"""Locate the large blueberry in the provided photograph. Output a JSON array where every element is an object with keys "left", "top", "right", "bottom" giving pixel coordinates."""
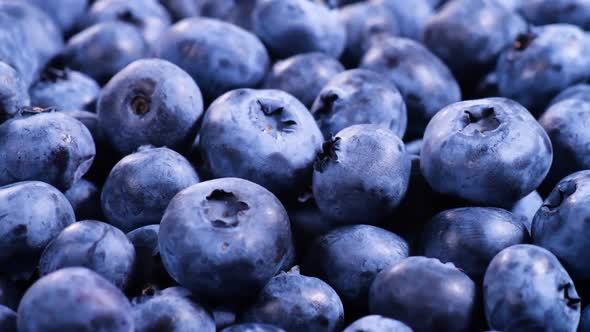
[
  {"left": 360, "top": 36, "right": 461, "bottom": 139},
  {"left": 26, "top": 0, "right": 89, "bottom": 32},
  {"left": 0, "top": 181, "right": 74, "bottom": 280},
  {"left": 263, "top": 52, "right": 344, "bottom": 108},
  {"left": 312, "top": 125, "right": 410, "bottom": 225},
  {"left": 532, "top": 171, "right": 590, "bottom": 280},
  {"left": 424, "top": 0, "right": 526, "bottom": 84},
  {"left": 495, "top": 24, "right": 590, "bottom": 114},
  {"left": 64, "top": 178, "right": 103, "bottom": 221},
  {"left": 539, "top": 98, "right": 590, "bottom": 192},
  {"left": 369, "top": 257, "right": 476, "bottom": 332},
  {"left": 39, "top": 220, "right": 136, "bottom": 289},
  {"left": 98, "top": 58, "right": 204, "bottom": 155},
  {"left": 222, "top": 324, "right": 285, "bottom": 332},
  {"left": 154, "top": 18, "right": 269, "bottom": 103},
  {"left": 343, "top": 315, "right": 413, "bottom": 332},
  {"left": 18, "top": 267, "right": 134, "bottom": 332},
  {"left": 422, "top": 207, "right": 530, "bottom": 280},
  {"left": 311, "top": 69, "right": 407, "bottom": 138},
  {"left": 30, "top": 66, "right": 99, "bottom": 112},
  {"left": 199, "top": 89, "right": 323, "bottom": 197},
  {"left": 484, "top": 244, "right": 580, "bottom": 332},
  {"left": 520, "top": 0, "right": 590, "bottom": 29},
  {"left": 421, "top": 98, "right": 553, "bottom": 207},
  {"left": 252, "top": 0, "right": 346, "bottom": 59},
  {"left": 338, "top": 2, "right": 399, "bottom": 67},
  {"left": 510, "top": 190, "right": 543, "bottom": 232},
  {"left": 303, "top": 225, "right": 409, "bottom": 310},
  {"left": 0, "top": 61, "right": 29, "bottom": 122},
  {"left": 0, "top": 108, "right": 95, "bottom": 190},
  {"left": 132, "top": 292, "right": 215, "bottom": 332},
  {"left": 159, "top": 178, "right": 294, "bottom": 300},
  {"left": 242, "top": 268, "right": 344, "bottom": 332},
  {"left": 0, "top": 305, "right": 15, "bottom": 332},
  {"left": 83, "top": 0, "right": 171, "bottom": 46},
  {"left": 102, "top": 146, "right": 200, "bottom": 232},
  {"left": 374, "top": 0, "right": 434, "bottom": 41},
  {"left": 55, "top": 21, "right": 147, "bottom": 84}
]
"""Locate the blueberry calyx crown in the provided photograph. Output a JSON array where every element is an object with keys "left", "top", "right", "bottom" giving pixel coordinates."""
[
  {"left": 559, "top": 283, "right": 581, "bottom": 308},
  {"left": 461, "top": 106, "right": 501, "bottom": 134},
  {"left": 513, "top": 32, "right": 536, "bottom": 52},
  {"left": 19, "top": 106, "right": 56, "bottom": 116},
  {"left": 203, "top": 189, "right": 249, "bottom": 228},
  {"left": 314, "top": 136, "right": 341, "bottom": 173},
  {"left": 314, "top": 92, "right": 339, "bottom": 117},
  {"left": 131, "top": 96, "right": 150, "bottom": 116},
  {"left": 117, "top": 10, "right": 143, "bottom": 27},
  {"left": 256, "top": 100, "right": 297, "bottom": 132}
]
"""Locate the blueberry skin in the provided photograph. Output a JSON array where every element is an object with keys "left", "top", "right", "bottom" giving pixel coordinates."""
[
  {"left": 64, "top": 178, "right": 103, "bottom": 221},
  {"left": 222, "top": 323, "right": 285, "bottom": 332},
  {"left": 0, "top": 61, "right": 29, "bottom": 122},
  {"left": 195, "top": 0, "right": 258, "bottom": 30},
  {"left": 303, "top": 225, "right": 409, "bottom": 309},
  {"left": 83, "top": 0, "right": 171, "bottom": 46},
  {"left": 159, "top": 178, "right": 294, "bottom": 300},
  {"left": 580, "top": 306, "right": 590, "bottom": 332},
  {"left": 520, "top": 0, "right": 590, "bottom": 29},
  {"left": 242, "top": 268, "right": 344, "bottom": 332},
  {"left": 551, "top": 84, "right": 590, "bottom": 105},
  {"left": 532, "top": 170, "right": 590, "bottom": 280},
  {"left": 369, "top": 257, "right": 476, "bottom": 332},
  {"left": 0, "top": 181, "right": 75, "bottom": 280},
  {"left": 39, "top": 220, "right": 136, "bottom": 289},
  {"left": 510, "top": 190, "right": 543, "bottom": 232},
  {"left": 343, "top": 315, "right": 413, "bottom": 332},
  {"left": 496, "top": 24, "right": 590, "bottom": 114},
  {"left": 252, "top": 0, "right": 346, "bottom": 59},
  {"left": 539, "top": 99, "right": 590, "bottom": 192},
  {"left": 484, "top": 244, "right": 581, "bottom": 332},
  {"left": 199, "top": 89, "right": 323, "bottom": 197},
  {"left": 338, "top": 2, "right": 399, "bottom": 67},
  {"left": 0, "top": 109, "right": 96, "bottom": 191},
  {"left": 56, "top": 21, "right": 147, "bottom": 84},
  {"left": 102, "top": 146, "right": 200, "bottom": 232},
  {"left": 312, "top": 125, "right": 411, "bottom": 225},
  {"left": 98, "top": 59, "right": 204, "bottom": 155},
  {"left": 30, "top": 67, "right": 99, "bottom": 112},
  {"left": 310, "top": 69, "right": 407, "bottom": 138},
  {"left": 360, "top": 37, "right": 461, "bottom": 139},
  {"left": 421, "top": 98, "right": 553, "bottom": 207},
  {"left": 422, "top": 207, "right": 530, "bottom": 280},
  {"left": 18, "top": 267, "right": 134, "bottom": 332},
  {"left": 25, "top": 0, "right": 89, "bottom": 32},
  {"left": 0, "top": 11, "right": 39, "bottom": 87},
  {"left": 375, "top": 0, "right": 434, "bottom": 41},
  {"left": 424, "top": 0, "right": 526, "bottom": 84},
  {"left": 263, "top": 52, "right": 344, "bottom": 108},
  {"left": 154, "top": 18, "right": 270, "bottom": 103},
  {"left": 0, "top": 305, "right": 16, "bottom": 332},
  {"left": 132, "top": 293, "right": 215, "bottom": 332}
]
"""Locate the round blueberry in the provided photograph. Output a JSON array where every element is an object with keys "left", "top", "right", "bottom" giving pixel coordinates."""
[{"left": 343, "top": 315, "right": 413, "bottom": 332}]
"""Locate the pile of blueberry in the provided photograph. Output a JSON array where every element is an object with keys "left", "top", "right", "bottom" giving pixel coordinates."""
[{"left": 2, "top": 0, "right": 590, "bottom": 331}]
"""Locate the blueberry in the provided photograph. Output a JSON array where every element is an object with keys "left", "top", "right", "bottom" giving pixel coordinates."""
[
  {"left": 26, "top": 0, "right": 89, "bottom": 32},
  {"left": 369, "top": 256, "right": 475, "bottom": 332},
  {"left": 132, "top": 292, "right": 215, "bottom": 332},
  {"left": 0, "top": 181, "right": 75, "bottom": 280},
  {"left": 242, "top": 267, "right": 344, "bottom": 332},
  {"left": 159, "top": 178, "right": 294, "bottom": 300},
  {"left": 303, "top": 225, "right": 409, "bottom": 310},
  {"left": 312, "top": 125, "right": 411, "bottom": 225},
  {"left": 154, "top": 18, "right": 270, "bottom": 103},
  {"left": 83, "top": 0, "right": 171, "bottom": 46},
  {"left": 0, "top": 61, "right": 29, "bottom": 122},
  {"left": 424, "top": 0, "right": 526, "bottom": 85},
  {"left": 39, "top": 220, "right": 136, "bottom": 289},
  {"left": 422, "top": 207, "right": 530, "bottom": 280},
  {"left": 360, "top": 36, "right": 461, "bottom": 139},
  {"left": 343, "top": 315, "right": 413, "bottom": 332},
  {"left": 484, "top": 244, "right": 581, "bottom": 332},
  {"left": 18, "top": 267, "right": 134, "bottom": 332},
  {"left": 252, "top": 0, "right": 346, "bottom": 59},
  {"left": 539, "top": 98, "right": 590, "bottom": 192},
  {"left": 0, "top": 305, "right": 16, "bottom": 332},
  {"left": 551, "top": 83, "right": 590, "bottom": 105},
  {"left": 0, "top": 108, "right": 95, "bottom": 190},
  {"left": 421, "top": 98, "right": 553, "bottom": 207},
  {"left": 510, "top": 190, "right": 543, "bottom": 232},
  {"left": 30, "top": 66, "right": 99, "bottom": 112},
  {"left": 310, "top": 69, "right": 407, "bottom": 138},
  {"left": 55, "top": 21, "right": 147, "bottom": 84},
  {"left": 338, "top": 2, "right": 399, "bottom": 67},
  {"left": 263, "top": 52, "right": 344, "bottom": 108},
  {"left": 222, "top": 323, "right": 286, "bottom": 332},
  {"left": 495, "top": 24, "right": 590, "bottom": 114},
  {"left": 98, "top": 58, "right": 204, "bottom": 155},
  {"left": 64, "top": 178, "right": 103, "bottom": 221},
  {"left": 520, "top": 0, "right": 590, "bottom": 29},
  {"left": 199, "top": 89, "right": 323, "bottom": 197},
  {"left": 532, "top": 170, "right": 590, "bottom": 280},
  {"left": 374, "top": 0, "right": 434, "bottom": 41}
]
